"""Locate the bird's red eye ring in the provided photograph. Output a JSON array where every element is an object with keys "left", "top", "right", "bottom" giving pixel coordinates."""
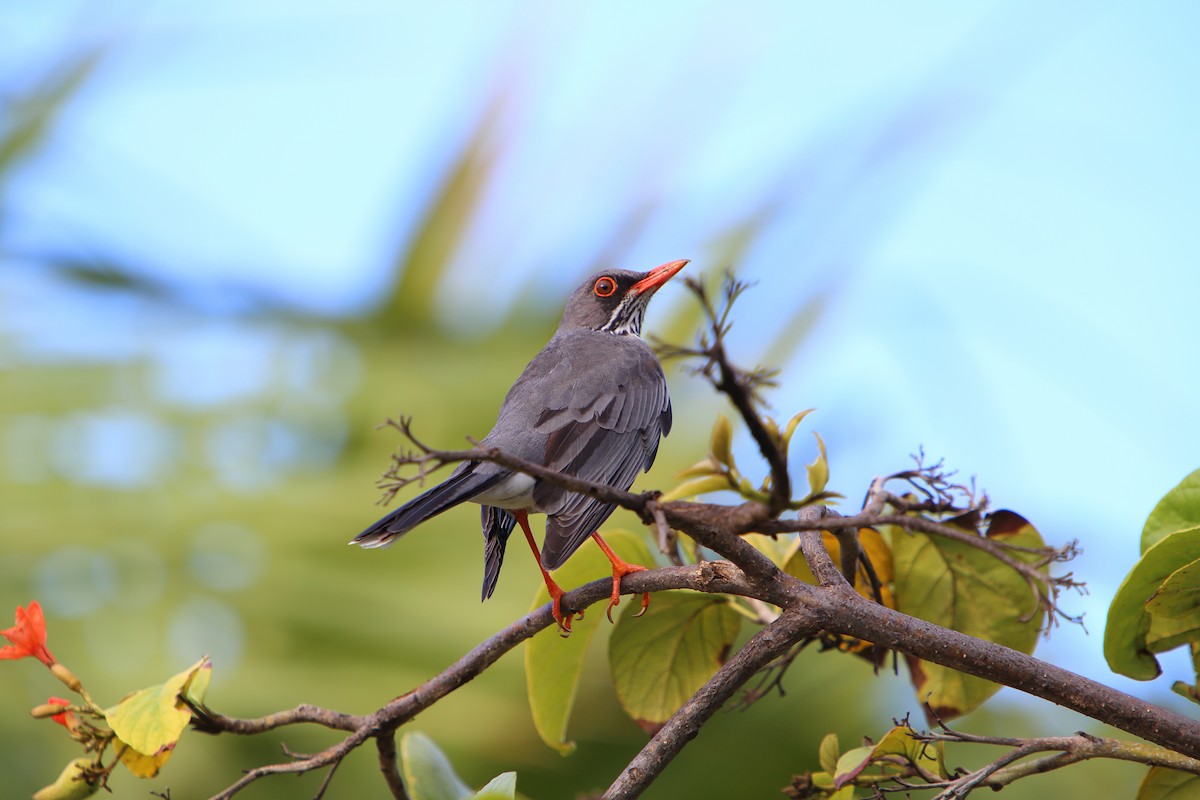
[{"left": 593, "top": 277, "right": 617, "bottom": 297}]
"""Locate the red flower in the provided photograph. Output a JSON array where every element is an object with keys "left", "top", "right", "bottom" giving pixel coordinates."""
[
  {"left": 0, "top": 601, "right": 56, "bottom": 666},
  {"left": 45, "top": 696, "right": 78, "bottom": 730}
]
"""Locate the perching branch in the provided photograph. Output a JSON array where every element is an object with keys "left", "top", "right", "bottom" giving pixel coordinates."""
[
  {"left": 379, "top": 425, "right": 1079, "bottom": 626},
  {"left": 197, "top": 562, "right": 758, "bottom": 799}
]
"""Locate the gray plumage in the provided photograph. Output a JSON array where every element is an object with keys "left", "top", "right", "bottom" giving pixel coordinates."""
[{"left": 352, "top": 262, "right": 683, "bottom": 601}]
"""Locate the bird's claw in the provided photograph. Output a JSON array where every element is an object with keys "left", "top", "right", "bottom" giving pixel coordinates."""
[
  {"left": 605, "top": 562, "right": 649, "bottom": 623},
  {"left": 550, "top": 590, "right": 583, "bottom": 637}
]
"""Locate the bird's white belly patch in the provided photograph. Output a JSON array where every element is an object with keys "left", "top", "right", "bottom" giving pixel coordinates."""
[{"left": 471, "top": 472, "right": 537, "bottom": 510}]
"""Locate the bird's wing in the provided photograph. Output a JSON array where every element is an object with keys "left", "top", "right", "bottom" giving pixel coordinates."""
[{"left": 530, "top": 334, "right": 671, "bottom": 571}]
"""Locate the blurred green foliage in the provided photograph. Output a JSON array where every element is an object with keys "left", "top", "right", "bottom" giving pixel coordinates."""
[{"left": 0, "top": 41, "right": 1148, "bottom": 800}]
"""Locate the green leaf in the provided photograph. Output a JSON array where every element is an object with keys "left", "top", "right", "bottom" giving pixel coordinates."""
[
  {"left": 870, "top": 726, "right": 948, "bottom": 779},
  {"left": 782, "top": 409, "right": 816, "bottom": 450},
  {"left": 400, "top": 732, "right": 473, "bottom": 800},
  {"left": 660, "top": 474, "right": 734, "bottom": 502},
  {"left": 1146, "top": 559, "right": 1200, "bottom": 656},
  {"left": 1147, "top": 558, "right": 1200, "bottom": 620},
  {"left": 1136, "top": 766, "right": 1200, "bottom": 800},
  {"left": 890, "top": 511, "right": 1045, "bottom": 719},
  {"left": 818, "top": 732, "right": 840, "bottom": 774},
  {"left": 830, "top": 727, "right": 948, "bottom": 790},
  {"left": 1174, "top": 640, "right": 1200, "bottom": 704},
  {"left": 1142, "top": 468, "right": 1200, "bottom": 553},
  {"left": 471, "top": 772, "right": 517, "bottom": 800},
  {"left": 832, "top": 745, "right": 876, "bottom": 787},
  {"left": 1105, "top": 527, "right": 1200, "bottom": 680},
  {"left": 675, "top": 457, "right": 723, "bottom": 479},
  {"left": 525, "top": 530, "right": 652, "bottom": 755},
  {"left": 709, "top": 415, "right": 734, "bottom": 468},
  {"left": 31, "top": 758, "right": 101, "bottom": 800},
  {"left": 609, "top": 591, "right": 741, "bottom": 726},
  {"left": 805, "top": 431, "right": 830, "bottom": 496},
  {"left": 105, "top": 657, "right": 212, "bottom": 767}
]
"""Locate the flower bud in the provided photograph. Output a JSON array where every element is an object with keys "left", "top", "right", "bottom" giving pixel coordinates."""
[
  {"left": 50, "top": 662, "right": 82, "bottom": 693},
  {"left": 31, "top": 702, "right": 70, "bottom": 719}
]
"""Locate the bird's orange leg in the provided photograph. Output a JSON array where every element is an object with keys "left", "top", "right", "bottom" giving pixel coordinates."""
[
  {"left": 591, "top": 532, "right": 650, "bottom": 623},
  {"left": 514, "top": 510, "right": 579, "bottom": 635}
]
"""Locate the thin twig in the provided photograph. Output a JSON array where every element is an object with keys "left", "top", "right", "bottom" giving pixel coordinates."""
[
  {"left": 376, "top": 733, "right": 409, "bottom": 800},
  {"left": 660, "top": 275, "right": 792, "bottom": 515},
  {"left": 896, "top": 725, "right": 1200, "bottom": 798},
  {"left": 646, "top": 497, "right": 683, "bottom": 566}
]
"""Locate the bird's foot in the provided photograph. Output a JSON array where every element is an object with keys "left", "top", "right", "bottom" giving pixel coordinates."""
[
  {"left": 546, "top": 580, "right": 583, "bottom": 637},
  {"left": 605, "top": 561, "right": 649, "bottom": 623},
  {"left": 590, "top": 532, "right": 651, "bottom": 623}
]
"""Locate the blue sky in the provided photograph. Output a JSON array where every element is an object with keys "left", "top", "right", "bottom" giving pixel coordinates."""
[{"left": 4, "top": 1, "right": 1200, "bottom": 696}]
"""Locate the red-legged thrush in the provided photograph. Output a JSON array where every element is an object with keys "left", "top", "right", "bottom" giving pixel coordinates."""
[{"left": 352, "top": 259, "right": 687, "bottom": 633}]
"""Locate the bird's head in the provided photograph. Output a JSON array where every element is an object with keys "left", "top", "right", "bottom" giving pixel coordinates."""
[{"left": 557, "top": 259, "right": 689, "bottom": 336}]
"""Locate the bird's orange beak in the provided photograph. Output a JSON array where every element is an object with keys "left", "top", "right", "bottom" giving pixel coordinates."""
[{"left": 631, "top": 259, "right": 689, "bottom": 295}]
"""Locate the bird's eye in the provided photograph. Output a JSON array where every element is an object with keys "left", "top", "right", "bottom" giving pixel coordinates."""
[{"left": 593, "top": 277, "right": 617, "bottom": 297}]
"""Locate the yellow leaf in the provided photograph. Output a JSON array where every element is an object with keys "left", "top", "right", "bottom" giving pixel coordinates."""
[
  {"left": 783, "top": 529, "right": 894, "bottom": 602},
  {"left": 105, "top": 657, "right": 212, "bottom": 763},
  {"left": 116, "top": 738, "right": 174, "bottom": 778},
  {"left": 818, "top": 732, "right": 840, "bottom": 774},
  {"left": 744, "top": 534, "right": 787, "bottom": 568}
]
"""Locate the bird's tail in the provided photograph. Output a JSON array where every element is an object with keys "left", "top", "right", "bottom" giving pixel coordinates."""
[
  {"left": 351, "top": 464, "right": 503, "bottom": 549},
  {"left": 481, "top": 505, "right": 517, "bottom": 601}
]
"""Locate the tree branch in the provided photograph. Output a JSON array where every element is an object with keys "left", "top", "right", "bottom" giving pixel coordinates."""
[
  {"left": 793, "top": 532, "right": 1200, "bottom": 760},
  {"left": 199, "top": 562, "right": 758, "bottom": 799},
  {"left": 191, "top": 703, "right": 363, "bottom": 737},
  {"left": 902, "top": 727, "right": 1200, "bottom": 799},
  {"left": 376, "top": 733, "right": 409, "bottom": 800},
  {"left": 604, "top": 608, "right": 821, "bottom": 799}
]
